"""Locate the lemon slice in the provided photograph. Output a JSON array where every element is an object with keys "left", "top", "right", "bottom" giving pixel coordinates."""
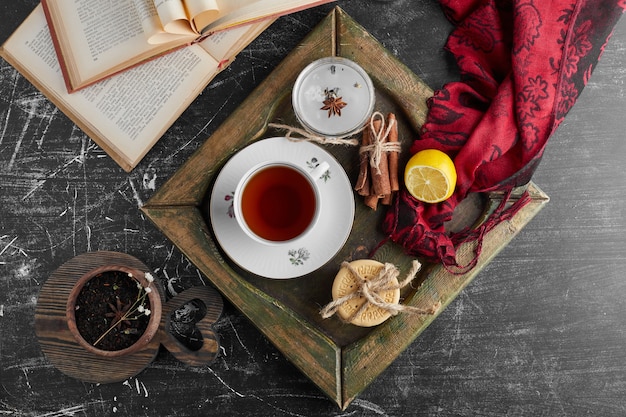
[{"left": 404, "top": 149, "right": 457, "bottom": 203}]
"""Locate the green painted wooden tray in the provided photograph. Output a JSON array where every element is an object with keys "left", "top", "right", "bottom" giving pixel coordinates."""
[{"left": 141, "top": 7, "right": 549, "bottom": 409}]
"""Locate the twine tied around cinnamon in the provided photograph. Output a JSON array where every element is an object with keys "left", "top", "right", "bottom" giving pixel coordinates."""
[
  {"left": 320, "top": 260, "right": 441, "bottom": 323},
  {"left": 359, "top": 111, "right": 401, "bottom": 175}
]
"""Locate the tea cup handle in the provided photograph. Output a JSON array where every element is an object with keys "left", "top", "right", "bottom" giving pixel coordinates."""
[
  {"left": 159, "top": 286, "right": 224, "bottom": 366},
  {"left": 310, "top": 161, "right": 330, "bottom": 183}
]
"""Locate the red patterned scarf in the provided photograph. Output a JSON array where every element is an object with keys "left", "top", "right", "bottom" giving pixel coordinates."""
[{"left": 382, "top": 0, "right": 625, "bottom": 271}]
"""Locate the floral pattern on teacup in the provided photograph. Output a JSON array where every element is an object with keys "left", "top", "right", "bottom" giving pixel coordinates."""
[{"left": 288, "top": 248, "right": 310, "bottom": 266}]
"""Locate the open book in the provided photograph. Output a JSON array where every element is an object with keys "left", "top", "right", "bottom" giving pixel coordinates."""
[
  {"left": 0, "top": 5, "right": 273, "bottom": 171},
  {"left": 42, "top": 0, "right": 334, "bottom": 92}
]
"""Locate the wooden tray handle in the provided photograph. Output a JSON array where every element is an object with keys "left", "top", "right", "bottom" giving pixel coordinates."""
[{"left": 158, "top": 286, "right": 224, "bottom": 367}]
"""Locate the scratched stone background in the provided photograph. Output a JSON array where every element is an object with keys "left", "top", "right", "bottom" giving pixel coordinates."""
[{"left": 1, "top": 1, "right": 626, "bottom": 416}]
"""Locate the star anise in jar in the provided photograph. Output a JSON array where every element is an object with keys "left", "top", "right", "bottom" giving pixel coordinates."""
[
  {"left": 321, "top": 88, "right": 347, "bottom": 117},
  {"left": 105, "top": 297, "right": 132, "bottom": 330}
]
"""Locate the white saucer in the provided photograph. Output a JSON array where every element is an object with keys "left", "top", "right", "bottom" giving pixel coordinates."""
[{"left": 209, "top": 137, "right": 355, "bottom": 279}]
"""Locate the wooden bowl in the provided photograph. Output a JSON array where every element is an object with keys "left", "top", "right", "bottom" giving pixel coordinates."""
[{"left": 65, "top": 265, "right": 163, "bottom": 358}]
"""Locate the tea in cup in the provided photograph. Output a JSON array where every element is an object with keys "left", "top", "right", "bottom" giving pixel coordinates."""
[{"left": 234, "top": 160, "right": 329, "bottom": 244}]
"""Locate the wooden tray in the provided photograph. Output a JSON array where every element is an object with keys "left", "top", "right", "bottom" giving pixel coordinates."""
[{"left": 142, "top": 7, "right": 549, "bottom": 409}]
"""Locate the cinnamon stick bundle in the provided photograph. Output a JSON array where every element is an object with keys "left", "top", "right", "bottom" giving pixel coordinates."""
[
  {"left": 355, "top": 112, "right": 400, "bottom": 210},
  {"left": 371, "top": 118, "right": 391, "bottom": 198}
]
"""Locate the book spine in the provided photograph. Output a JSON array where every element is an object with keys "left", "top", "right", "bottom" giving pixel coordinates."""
[{"left": 40, "top": 0, "right": 75, "bottom": 93}]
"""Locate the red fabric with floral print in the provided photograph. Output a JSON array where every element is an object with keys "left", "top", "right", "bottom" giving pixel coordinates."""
[{"left": 382, "top": 0, "right": 625, "bottom": 271}]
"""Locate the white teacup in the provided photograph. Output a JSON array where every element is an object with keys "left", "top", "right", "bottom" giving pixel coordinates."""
[{"left": 233, "top": 160, "right": 330, "bottom": 245}]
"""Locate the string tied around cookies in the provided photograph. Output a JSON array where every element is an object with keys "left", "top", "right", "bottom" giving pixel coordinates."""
[
  {"left": 320, "top": 260, "right": 441, "bottom": 323},
  {"left": 359, "top": 112, "right": 401, "bottom": 175}
]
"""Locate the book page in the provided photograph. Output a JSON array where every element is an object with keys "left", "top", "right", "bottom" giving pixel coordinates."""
[
  {"left": 199, "top": 17, "right": 273, "bottom": 62},
  {"left": 201, "top": 0, "right": 331, "bottom": 33},
  {"left": 183, "top": 0, "right": 221, "bottom": 32},
  {"left": 56, "top": 0, "right": 147, "bottom": 76},
  {"left": 44, "top": 0, "right": 196, "bottom": 86},
  {"left": 133, "top": 0, "right": 193, "bottom": 43},
  {"left": 3, "top": 5, "right": 219, "bottom": 168},
  {"left": 153, "top": 0, "right": 196, "bottom": 35}
]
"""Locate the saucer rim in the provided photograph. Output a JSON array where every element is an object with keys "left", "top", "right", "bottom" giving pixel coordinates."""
[{"left": 209, "top": 137, "right": 355, "bottom": 279}]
